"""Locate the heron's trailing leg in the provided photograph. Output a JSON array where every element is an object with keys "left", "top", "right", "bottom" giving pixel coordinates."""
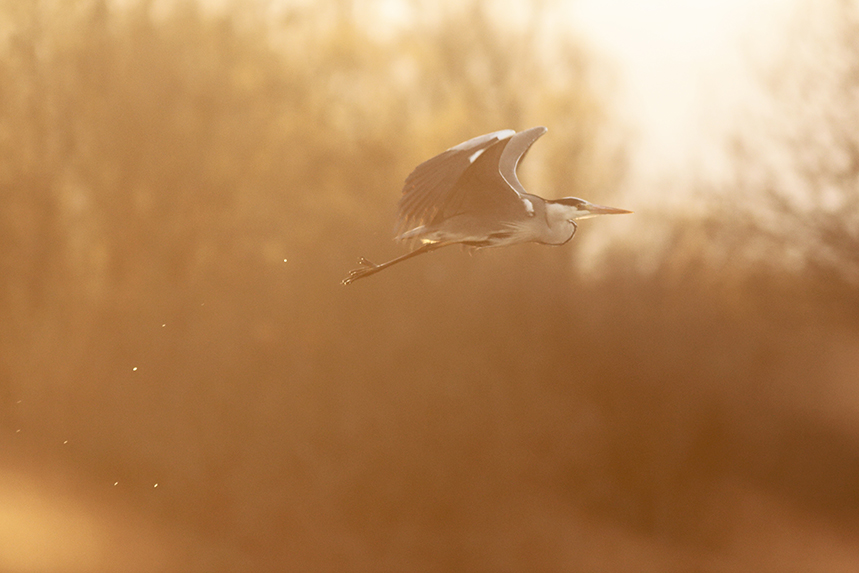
[{"left": 341, "top": 243, "right": 445, "bottom": 285}]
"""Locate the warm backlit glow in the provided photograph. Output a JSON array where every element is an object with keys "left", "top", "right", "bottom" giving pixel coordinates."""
[
  {"left": 5, "top": 1, "right": 857, "bottom": 571},
  {"left": 568, "top": 0, "right": 788, "bottom": 180}
]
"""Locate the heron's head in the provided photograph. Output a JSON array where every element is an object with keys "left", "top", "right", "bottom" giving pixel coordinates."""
[{"left": 549, "top": 197, "right": 633, "bottom": 220}]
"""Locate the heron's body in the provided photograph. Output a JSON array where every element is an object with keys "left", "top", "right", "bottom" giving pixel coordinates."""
[
  {"left": 342, "top": 127, "right": 631, "bottom": 284},
  {"left": 399, "top": 195, "right": 578, "bottom": 248}
]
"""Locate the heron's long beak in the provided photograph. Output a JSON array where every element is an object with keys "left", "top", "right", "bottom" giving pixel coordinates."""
[
  {"left": 575, "top": 202, "right": 633, "bottom": 220},
  {"left": 587, "top": 203, "right": 633, "bottom": 215}
]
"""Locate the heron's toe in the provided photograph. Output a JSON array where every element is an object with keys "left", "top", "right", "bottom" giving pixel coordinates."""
[
  {"left": 342, "top": 256, "right": 381, "bottom": 285},
  {"left": 342, "top": 266, "right": 370, "bottom": 285}
]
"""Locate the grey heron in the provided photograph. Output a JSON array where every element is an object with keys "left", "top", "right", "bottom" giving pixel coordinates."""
[{"left": 342, "top": 126, "right": 631, "bottom": 285}]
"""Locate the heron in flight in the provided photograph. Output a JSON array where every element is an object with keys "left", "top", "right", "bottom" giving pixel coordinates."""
[{"left": 342, "top": 126, "right": 631, "bottom": 285}]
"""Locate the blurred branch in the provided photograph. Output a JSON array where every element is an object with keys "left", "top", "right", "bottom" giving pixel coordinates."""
[{"left": 711, "top": 0, "right": 859, "bottom": 294}]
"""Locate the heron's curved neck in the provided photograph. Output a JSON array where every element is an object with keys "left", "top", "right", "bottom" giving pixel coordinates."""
[{"left": 541, "top": 203, "right": 578, "bottom": 245}]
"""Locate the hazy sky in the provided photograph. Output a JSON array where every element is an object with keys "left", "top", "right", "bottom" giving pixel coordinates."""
[
  {"left": 368, "top": 0, "right": 795, "bottom": 185},
  {"left": 282, "top": 0, "right": 793, "bottom": 189},
  {"left": 568, "top": 0, "right": 789, "bottom": 183}
]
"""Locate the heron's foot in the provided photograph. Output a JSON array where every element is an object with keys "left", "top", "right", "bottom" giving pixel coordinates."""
[{"left": 341, "top": 257, "right": 379, "bottom": 285}]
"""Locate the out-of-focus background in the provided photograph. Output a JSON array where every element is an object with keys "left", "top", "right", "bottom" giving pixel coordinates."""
[{"left": 3, "top": 0, "right": 859, "bottom": 570}]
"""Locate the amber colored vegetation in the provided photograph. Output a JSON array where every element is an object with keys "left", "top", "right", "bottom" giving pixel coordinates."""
[{"left": 1, "top": 0, "right": 858, "bottom": 571}]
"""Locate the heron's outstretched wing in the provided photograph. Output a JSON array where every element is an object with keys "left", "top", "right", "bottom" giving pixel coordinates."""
[
  {"left": 396, "top": 130, "right": 515, "bottom": 235},
  {"left": 499, "top": 126, "right": 547, "bottom": 197},
  {"left": 432, "top": 133, "right": 536, "bottom": 225}
]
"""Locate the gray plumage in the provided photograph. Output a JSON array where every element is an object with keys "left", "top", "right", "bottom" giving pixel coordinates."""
[{"left": 343, "top": 127, "right": 630, "bottom": 285}]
